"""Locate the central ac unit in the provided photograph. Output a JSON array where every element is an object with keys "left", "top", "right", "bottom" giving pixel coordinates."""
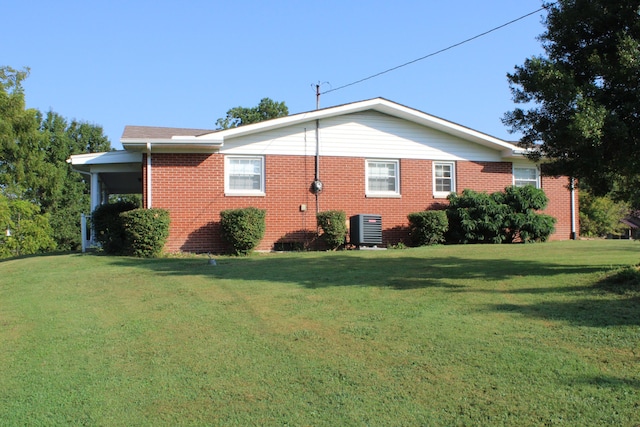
[{"left": 350, "top": 214, "right": 382, "bottom": 247}]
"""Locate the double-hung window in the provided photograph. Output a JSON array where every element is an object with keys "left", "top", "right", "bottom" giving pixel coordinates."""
[
  {"left": 366, "top": 159, "right": 400, "bottom": 197},
  {"left": 513, "top": 166, "right": 539, "bottom": 188},
  {"left": 433, "top": 161, "right": 455, "bottom": 197},
  {"left": 225, "top": 156, "right": 265, "bottom": 195}
]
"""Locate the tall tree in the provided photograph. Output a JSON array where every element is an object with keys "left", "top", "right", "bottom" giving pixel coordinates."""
[
  {"left": 0, "top": 193, "right": 56, "bottom": 257},
  {"left": 215, "top": 98, "right": 289, "bottom": 129},
  {"left": 39, "top": 112, "right": 111, "bottom": 250},
  {"left": 504, "top": 0, "right": 640, "bottom": 200},
  {"left": 0, "top": 66, "right": 42, "bottom": 199},
  {"left": 0, "top": 66, "right": 111, "bottom": 253}
]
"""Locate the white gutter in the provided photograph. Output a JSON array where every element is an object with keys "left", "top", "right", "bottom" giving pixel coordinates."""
[
  {"left": 122, "top": 138, "right": 223, "bottom": 152},
  {"left": 146, "top": 142, "right": 152, "bottom": 209}
]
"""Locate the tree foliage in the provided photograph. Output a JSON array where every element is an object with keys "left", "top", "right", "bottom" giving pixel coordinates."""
[
  {"left": 504, "top": 0, "right": 640, "bottom": 199},
  {"left": 215, "top": 98, "right": 288, "bottom": 129},
  {"left": 0, "top": 193, "right": 56, "bottom": 258},
  {"left": 0, "top": 66, "right": 111, "bottom": 255},
  {"left": 579, "top": 191, "right": 630, "bottom": 237}
]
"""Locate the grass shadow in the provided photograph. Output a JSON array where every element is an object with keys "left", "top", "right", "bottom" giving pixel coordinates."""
[
  {"left": 106, "top": 250, "right": 614, "bottom": 291},
  {"left": 489, "top": 297, "right": 640, "bottom": 327},
  {"left": 567, "top": 374, "right": 640, "bottom": 390}
]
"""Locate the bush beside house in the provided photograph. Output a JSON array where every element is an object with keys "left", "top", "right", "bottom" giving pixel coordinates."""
[
  {"left": 93, "top": 202, "right": 170, "bottom": 257},
  {"left": 446, "top": 186, "right": 556, "bottom": 244},
  {"left": 121, "top": 209, "right": 171, "bottom": 257},
  {"left": 407, "top": 211, "right": 448, "bottom": 246},
  {"left": 92, "top": 201, "right": 138, "bottom": 255},
  {"left": 316, "top": 210, "right": 348, "bottom": 250},
  {"left": 220, "top": 207, "right": 266, "bottom": 255}
]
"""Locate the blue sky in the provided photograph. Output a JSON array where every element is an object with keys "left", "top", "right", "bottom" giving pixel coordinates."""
[{"left": 3, "top": 1, "right": 547, "bottom": 150}]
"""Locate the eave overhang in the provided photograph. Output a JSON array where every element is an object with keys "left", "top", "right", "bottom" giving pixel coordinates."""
[
  {"left": 121, "top": 137, "right": 224, "bottom": 153},
  {"left": 118, "top": 98, "right": 529, "bottom": 159},
  {"left": 67, "top": 151, "right": 143, "bottom": 173}
]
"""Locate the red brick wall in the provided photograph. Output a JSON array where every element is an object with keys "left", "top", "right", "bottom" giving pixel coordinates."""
[
  {"left": 145, "top": 153, "right": 576, "bottom": 253},
  {"left": 541, "top": 175, "right": 578, "bottom": 241}
]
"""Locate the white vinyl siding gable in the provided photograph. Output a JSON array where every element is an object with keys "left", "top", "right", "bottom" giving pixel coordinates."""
[
  {"left": 221, "top": 111, "right": 503, "bottom": 162},
  {"left": 225, "top": 156, "right": 265, "bottom": 196},
  {"left": 366, "top": 159, "right": 400, "bottom": 197}
]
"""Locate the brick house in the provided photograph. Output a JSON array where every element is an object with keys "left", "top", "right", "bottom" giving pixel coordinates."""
[{"left": 69, "top": 98, "right": 578, "bottom": 253}]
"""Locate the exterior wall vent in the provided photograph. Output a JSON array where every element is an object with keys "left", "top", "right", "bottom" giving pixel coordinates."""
[{"left": 350, "top": 214, "right": 382, "bottom": 247}]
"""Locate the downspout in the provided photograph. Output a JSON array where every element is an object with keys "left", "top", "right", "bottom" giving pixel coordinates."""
[
  {"left": 146, "top": 142, "right": 152, "bottom": 209},
  {"left": 312, "top": 85, "right": 323, "bottom": 214},
  {"left": 570, "top": 177, "right": 577, "bottom": 240},
  {"left": 315, "top": 119, "right": 321, "bottom": 214}
]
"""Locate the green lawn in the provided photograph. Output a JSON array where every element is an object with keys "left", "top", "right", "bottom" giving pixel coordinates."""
[{"left": 1, "top": 240, "right": 639, "bottom": 426}]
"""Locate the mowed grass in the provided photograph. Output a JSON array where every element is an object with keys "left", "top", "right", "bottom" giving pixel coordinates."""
[{"left": 1, "top": 240, "right": 639, "bottom": 426}]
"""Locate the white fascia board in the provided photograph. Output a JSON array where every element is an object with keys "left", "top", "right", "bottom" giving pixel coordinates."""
[
  {"left": 68, "top": 150, "right": 143, "bottom": 166},
  {"left": 121, "top": 137, "right": 223, "bottom": 152},
  {"left": 67, "top": 151, "right": 143, "bottom": 174}
]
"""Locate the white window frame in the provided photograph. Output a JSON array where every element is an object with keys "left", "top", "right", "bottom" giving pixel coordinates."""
[
  {"left": 433, "top": 161, "right": 455, "bottom": 198},
  {"left": 366, "top": 159, "right": 400, "bottom": 197},
  {"left": 513, "top": 166, "right": 540, "bottom": 188},
  {"left": 224, "top": 155, "right": 265, "bottom": 196}
]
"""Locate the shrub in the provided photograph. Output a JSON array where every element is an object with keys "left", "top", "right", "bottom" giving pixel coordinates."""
[
  {"left": 446, "top": 186, "right": 556, "bottom": 244},
  {"left": 501, "top": 186, "right": 556, "bottom": 243},
  {"left": 316, "top": 210, "right": 347, "bottom": 250},
  {"left": 220, "top": 207, "right": 266, "bottom": 255},
  {"left": 517, "top": 212, "right": 556, "bottom": 243},
  {"left": 121, "top": 208, "right": 170, "bottom": 257},
  {"left": 579, "top": 192, "right": 629, "bottom": 237},
  {"left": 446, "top": 190, "right": 507, "bottom": 244},
  {"left": 407, "top": 210, "right": 448, "bottom": 246},
  {"left": 92, "top": 201, "right": 137, "bottom": 254}
]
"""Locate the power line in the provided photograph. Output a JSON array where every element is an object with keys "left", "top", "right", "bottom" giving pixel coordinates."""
[{"left": 321, "top": 5, "right": 552, "bottom": 96}]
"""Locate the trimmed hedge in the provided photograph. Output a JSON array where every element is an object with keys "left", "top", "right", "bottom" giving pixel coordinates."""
[
  {"left": 92, "top": 201, "right": 137, "bottom": 254},
  {"left": 121, "top": 208, "right": 170, "bottom": 257},
  {"left": 316, "top": 210, "right": 347, "bottom": 250},
  {"left": 220, "top": 207, "right": 266, "bottom": 255},
  {"left": 407, "top": 210, "right": 448, "bottom": 246}
]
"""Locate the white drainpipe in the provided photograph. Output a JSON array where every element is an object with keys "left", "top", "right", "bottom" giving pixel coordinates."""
[
  {"left": 570, "top": 177, "right": 577, "bottom": 240},
  {"left": 146, "top": 142, "right": 152, "bottom": 208}
]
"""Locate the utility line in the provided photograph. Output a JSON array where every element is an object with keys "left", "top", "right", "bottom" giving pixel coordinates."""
[{"left": 321, "top": 4, "right": 552, "bottom": 96}]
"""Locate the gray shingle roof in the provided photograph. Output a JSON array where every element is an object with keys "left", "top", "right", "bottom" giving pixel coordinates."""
[{"left": 121, "top": 125, "right": 216, "bottom": 139}]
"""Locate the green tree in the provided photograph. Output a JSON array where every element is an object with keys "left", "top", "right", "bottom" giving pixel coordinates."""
[
  {"left": 0, "top": 66, "right": 111, "bottom": 252},
  {"left": 504, "top": 0, "right": 640, "bottom": 199},
  {"left": 579, "top": 191, "right": 630, "bottom": 237},
  {"left": 0, "top": 193, "right": 56, "bottom": 258},
  {"left": 0, "top": 67, "right": 42, "bottom": 197},
  {"left": 215, "top": 98, "right": 288, "bottom": 129},
  {"left": 39, "top": 112, "right": 111, "bottom": 250}
]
